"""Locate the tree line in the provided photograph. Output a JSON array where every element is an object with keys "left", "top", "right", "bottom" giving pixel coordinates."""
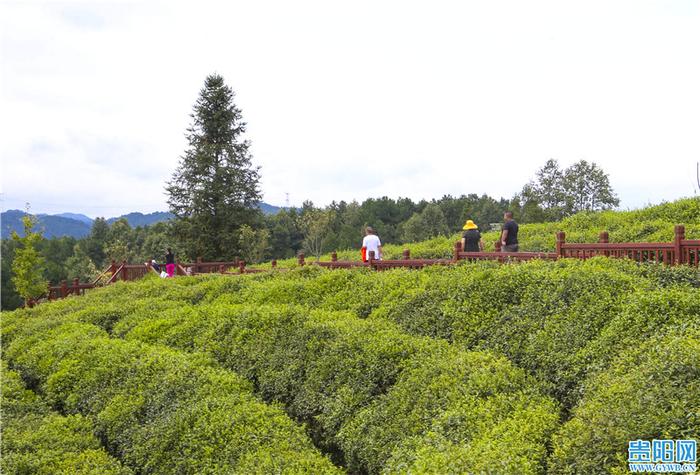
[{"left": 3, "top": 74, "right": 618, "bottom": 309}]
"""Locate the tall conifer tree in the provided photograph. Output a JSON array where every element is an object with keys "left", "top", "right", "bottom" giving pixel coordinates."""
[{"left": 167, "top": 74, "right": 261, "bottom": 260}]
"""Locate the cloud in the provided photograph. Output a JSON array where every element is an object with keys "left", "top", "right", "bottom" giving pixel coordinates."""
[{"left": 1, "top": 0, "right": 699, "bottom": 217}]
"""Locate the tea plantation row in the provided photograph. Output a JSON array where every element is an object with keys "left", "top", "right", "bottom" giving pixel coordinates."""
[
  {"left": 3, "top": 257, "right": 699, "bottom": 473},
  {"left": 2, "top": 318, "right": 341, "bottom": 473},
  {"left": 1, "top": 361, "right": 131, "bottom": 474},
  {"left": 4, "top": 296, "right": 558, "bottom": 473}
]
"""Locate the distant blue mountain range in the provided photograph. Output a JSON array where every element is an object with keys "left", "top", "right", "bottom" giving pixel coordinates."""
[
  {"left": 1, "top": 203, "right": 282, "bottom": 239},
  {"left": 105, "top": 212, "right": 175, "bottom": 227},
  {"left": 50, "top": 212, "right": 94, "bottom": 224}
]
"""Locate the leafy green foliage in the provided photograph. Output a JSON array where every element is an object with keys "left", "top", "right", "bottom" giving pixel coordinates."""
[
  {"left": 3, "top": 243, "right": 699, "bottom": 473},
  {"left": 1, "top": 316, "right": 340, "bottom": 474},
  {"left": 1, "top": 361, "right": 131, "bottom": 475},
  {"left": 549, "top": 328, "right": 700, "bottom": 474},
  {"left": 339, "top": 348, "right": 559, "bottom": 474},
  {"left": 63, "top": 244, "right": 99, "bottom": 282},
  {"left": 300, "top": 205, "right": 333, "bottom": 260},
  {"left": 1, "top": 239, "right": 23, "bottom": 309},
  {"left": 238, "top": 224, "right": 270, "bottom": 264},
  {"left": 519, "top": 159, "right": 619, "bottom": 219},
  {"left": 11, "top": 214, "right": 47, "bottom": 303},
  {"left": 4, "top": 273, "right": 561, "bottom": 473},
  {"left": 400, "top": 202, "right": 449, "bottom": 242}
]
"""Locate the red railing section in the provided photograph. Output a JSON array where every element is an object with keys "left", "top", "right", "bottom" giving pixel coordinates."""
[
  {"left": 313, "top": 225, "right": 698, "bottom": 269},
  {"left": 41, "top": 224, "right": 698, "bottom": 304}
]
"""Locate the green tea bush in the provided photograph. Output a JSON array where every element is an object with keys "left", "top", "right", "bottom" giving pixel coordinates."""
[
  {"left": 2, "top": 318, "right": 341, "bottom": 474},
  {"left": 86, "top": 257, "right": 700, "bottom": 415},
  {"left": 367, "top": 259, "right": 653, "bottom": 406},
  {"left": 90, "top": 258, "right": 700, "bottom": 415},
  {"left": 1, "top": 361, "right": 131, "bottom": 475},
  {"left": 338, "top": 348, "right": 559, "bottom": 474},
  {"left": 549, "top": 328, "right": 700, "bottom": 474},
  {"left": 580, "top": 287, "right": 700, "bottom": 380},
  {"left": 114, "top": 304, "right": 435, "bottom": 453},
  {"left": 31, "top": 293, "right": 557, "bottom": 473},
  {"left": 104, "top": 301, "right": 558, "bottom": 473}
]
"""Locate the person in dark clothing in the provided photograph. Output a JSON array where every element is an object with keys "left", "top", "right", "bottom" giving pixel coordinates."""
[
  {"left": 150, "top": 258, "right": 160, "bottom": 273},
  {"left": 461, "top": 219, "right": 484, "bottom": 252},
  {"left": 165, "top": 248, "right": 175, "bottom": 277},
  {"left": 500, "top": 211, "right": 519, "bottom": 252}
]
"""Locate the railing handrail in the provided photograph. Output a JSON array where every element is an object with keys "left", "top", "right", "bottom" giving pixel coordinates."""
[
  {"left": 106, "top": 264, "right": 124, "bottom": 284},
  {"left": 560, "top": 242, "right": 674, "bottom": 249},
  {"left": 91, "top": 264, "right": 114, "bottom": 286},
  {"left": 458, "top": 251, "right": 557, "bottom": 258},
  {"left": 182, "top": 260, "right": 238, "bottom": 266}
]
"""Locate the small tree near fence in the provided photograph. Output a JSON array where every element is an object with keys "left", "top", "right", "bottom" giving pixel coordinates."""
[
  {"left": 301, "top": 208, "right": 333, "bottom": 261},
  {"left": 11, "top": 214, "right": 47, "bottom": 306},
  {"left": 238, "top": 225, "right": 269, "bottom": 264}
]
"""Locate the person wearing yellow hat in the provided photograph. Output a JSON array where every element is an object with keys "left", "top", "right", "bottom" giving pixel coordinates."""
[{"left": 461, "top": 219, "right": 484, "bottom": 252}]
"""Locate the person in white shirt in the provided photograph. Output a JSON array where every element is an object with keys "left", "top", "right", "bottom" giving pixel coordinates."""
[{"left": 362, "top": 226, "right": 382, "bottom": 261}]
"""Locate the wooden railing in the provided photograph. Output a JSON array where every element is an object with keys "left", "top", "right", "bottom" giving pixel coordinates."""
[
  {"left": 179, "top": 258, "right": 239, "bottom": 274},
  {"left": 314, "top": 250, "right": 453, "bottom": 270},
  {"left": 47, "top": 278, "right": 96, "bottom": 300},
  {"left": 555, "top": 225, "right": 699, "bottom": 266},
  {"left": 313, "top": 225, "right": 699, "bottom": 269},
  {"left": 41, "top": 224, "right": 698, "bottom": 305},
  {"left": 45, "top": 257, "right": 276, "bottom": 303}
]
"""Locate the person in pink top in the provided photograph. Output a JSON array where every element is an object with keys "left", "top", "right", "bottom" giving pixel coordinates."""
[{"left": 165, "top": 248, "right": 176, "bottom": 277}]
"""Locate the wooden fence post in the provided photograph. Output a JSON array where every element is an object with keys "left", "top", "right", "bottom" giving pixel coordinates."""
[
  {"left": 453, "top": 241, "right": 462, "bottom": 262},
  {"left": 196, "top": 257, "right": 202, "bottom": 274},
  {"left": 271, "top": 259, "right": 277, "bottom": 268},
  {"left": 368, "top": 250, "right": 375, "bottom": 270},
  {"left": 239, "top": 260, "right": 246, "bottom": 274},
  {"left": 219, "top": 264, "right": 225, "bottom": 274},
  {"left": 494, "top": 241, "right": 502, "bottom": 253},
  {"left": 403, "top": 249, "right": 410, "bottom": 260},
  {"left": 599, "top": 231, "right": 609, "bottom": 257},
  {"left": 60, "top": 280, "right": 68, "bottom": 298},
  {"left": 298, "top": 252, "right": 305, "bottom": 267},
  {"left": 555, "top": 232, "right": 566, "bottom": 259},
  {"left": 674, "top": 225, "right": 685, "bottom": 265},
  {"left": 73, "top": 278, "right": 79, "bottom": 296},
  {"left": 331, "top": 252, "right": 338, "bottom": 262}
]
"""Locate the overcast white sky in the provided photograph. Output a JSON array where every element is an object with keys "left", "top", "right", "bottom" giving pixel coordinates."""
[{"left": 1, "top": 0, "right": 699, "bottom": 218}]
